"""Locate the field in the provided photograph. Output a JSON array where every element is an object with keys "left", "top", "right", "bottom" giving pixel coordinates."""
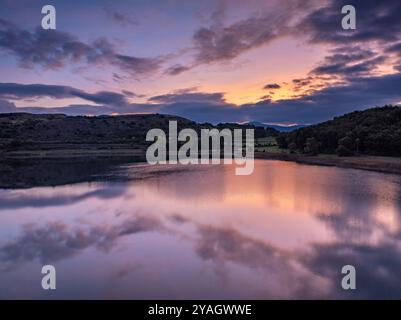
[{"left": 255, "top": 136, "right": 289, "bottom": 153}]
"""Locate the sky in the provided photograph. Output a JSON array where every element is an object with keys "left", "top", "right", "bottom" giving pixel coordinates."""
[{"left": 0, "top": 0, "right": 400, "bottom": 124}]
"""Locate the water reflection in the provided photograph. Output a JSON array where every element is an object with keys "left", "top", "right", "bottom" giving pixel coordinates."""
[
  {"left": 0, "top": 160, "right": 401, "bottom": 299},
  {"left": 0, "top": 158, "right": 133, "bottom": 189}
]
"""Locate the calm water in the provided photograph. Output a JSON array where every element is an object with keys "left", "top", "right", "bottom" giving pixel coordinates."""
[{"left": 1, "top": 159, "right": 401, "bottom": 299}]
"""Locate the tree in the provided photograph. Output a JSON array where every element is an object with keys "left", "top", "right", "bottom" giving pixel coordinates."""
[
  {"left": 336, "top": 136, "right": 354, "bottom": 156},
  {"left": 288, "top": 142, "right": 297, "bottom": 153},
  {"left": 276, "top": 135, "right": 287, "bottom": 149},
  {"left": 336, "top": 145, "right": 353, "bottom": 157},
  {"left": 304, "top": 137, "right": 320, "bottom": 155},
  {"left": 276, "top": 106, "right": 401, "bottom": 157},
  {"left": 338, "top": 135, "right": 354, "bottom": 151}
]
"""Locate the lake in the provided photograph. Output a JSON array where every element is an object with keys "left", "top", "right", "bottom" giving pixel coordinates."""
[{"left": 1, "top": 159, "right": 401, "bottom": 299}]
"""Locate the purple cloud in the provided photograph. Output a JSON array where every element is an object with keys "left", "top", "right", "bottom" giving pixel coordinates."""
[
  {"left": 0, "top": 82, "right": 130, "bottom": 105},
  {"left": 0, "top": 18, "right": 161, "bottom": 76}
]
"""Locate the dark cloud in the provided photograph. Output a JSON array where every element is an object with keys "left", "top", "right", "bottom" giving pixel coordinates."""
[
  {"left": 325, "top": 46, "right": 377, "bottom": 64},
  {"left": 263, "top": 83, "right": 281, "bottom": 90},
  {"left": 0, "top": 102, "right": 159, "bottom": 117},
  {"left": 192, "top": 14, "right": 283, "bottom": 64},
  {"left": 164, "top": 72, "right": 401, "bottom": 124},
  {"left": 385, "top": 41, "right": 401, "bottom": 69},
  {"left": 147, "top": 72, "right": 401, "bottom": 124},
  {"left": 386, "top": 42, "right": 401, "bottom": 56},
  {"left": 298, "top": 0, "right": 401, "bottom": 45},
  {"left": 292, "top": 77, "right": 313, "bottom": 85},
  {"left": 148, "top": 90, "right": 226, "bottom": 104},
  {"left": 187, "top": 0, "right": 336, "bottom": 68},
  {"left": 311, "top": 55, "right": 387, "bottom": 77},
  {"left": 113, "top": 54, "right": 162, "bottom": 75},
  {"left": 292, "top": 76, "right": 315, "bottom": 91},
  {"left": 259, "top": 94, "right": 272, "bottom": 101},
  {"left": 104, "top": 8, "right": 139, "bottom": 27},
  {"left": 309, "top": 45, "right": 387, "bottom": 79},
  {"left": 0, "top": 19, "right": 161, "bottom": 75},
  {"left": 164, "top": 64, "right": 191, "bottom": 76},
  {"left": 121, "top": 90, "right": 145, "bottom": 98},
  {"left": 3, "top": 70, "right": 401, "bottom": 124},
  {"left": 190, "top": 0, "right": 312, "bottom": 65},
  {"left": 0, "top": 82, "right": 130, "bottom": 105}
]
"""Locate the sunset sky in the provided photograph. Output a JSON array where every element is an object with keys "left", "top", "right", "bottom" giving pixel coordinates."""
[{"left": 0, "top": 0, "right": 400, "bottom": 124}]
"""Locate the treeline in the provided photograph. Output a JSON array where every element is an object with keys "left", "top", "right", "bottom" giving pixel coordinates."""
[
  {"left": 276, "top": 106, "right": 401, "bottom": 157},
  {"left": 0, "top": 113, "right": 278, "bottom": 151},
  {"left": 215, "top": 123, "right": 278, "bottom": 139}
]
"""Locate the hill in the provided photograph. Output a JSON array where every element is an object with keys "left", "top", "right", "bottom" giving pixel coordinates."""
[
  {"left": 276, "top": 106, "right": 401, "bottom": 157},
  {"left": 0, "top": 113, "right": 278, "bottom": 159}
]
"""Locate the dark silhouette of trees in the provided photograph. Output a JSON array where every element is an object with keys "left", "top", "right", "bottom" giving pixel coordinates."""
[
  {"left": 278, "top": 106, "right": 401, "bottom": 157},
  {"left": 304, "top": 137, "right": 320, "bottom": 155}
]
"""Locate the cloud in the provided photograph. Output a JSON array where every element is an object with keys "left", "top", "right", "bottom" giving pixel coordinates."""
[
  {"left": 302, "top": 241, "right": 401, "bottom": 299},
  {"left": 142, "top": 72, "right": 401, "bottom": 124},
  {"left": 310, "top": 46, "right": 387, "bottom": 78},
  {"left": 192, "top": 14, "right": 284, "bottom": 64},
  {"left": 0, "top": 82, "right": 130, "bottom": 105},
  {"left": 263, "top": 83, "right": 281, "bottom": 90},
  {"left": 193, "top": 224, "right": 332, "bottom": 298},
  {"left": 311, "top": 56, "right": 387, "bottom": 77},
  {"left": 190, "top": 0, "right": 317, "bottom": 65},
  {"left": 148, "top": 89, "right": 226, "bottom": 104},
  {"left": 0, "top": 185, "right": 126, "bottom": 210},
  {"left": 113, "top": 54, "right": 162, "bottom": 75},
  {"left": 0, "top": 19, "right": 161, "bottom": 76},
  {"left": 104, "top": 8, "right": 139, "bottom": 27},
  {"left": 164, "top": 64, "right": 191, "bottom": 76},
  {"left": 165, "top": 72, "right": 401, "bottom": 124},
  {"left": 386, "top": 42, "right": 401, "bottom": 56},
  {"left": 0, "top": 99, "right": 16, "bottom": 112},
  {"left": 195, "top": 225, "right": 285, "bottom": 269},
  {"left": 2, "top": 70, "right": 401, "bottom": 124},
  {"left": 0, "top": 215, "right": 164, "bottom": 268},
  {"left": 121, "top": 90, "right": 145, "bottom": 98},
  {"left": 298, "top": 0, "right": 401, "bottom": 45},
  {"left": 166, "top": 0, "right": 401, "bottom": 78}
]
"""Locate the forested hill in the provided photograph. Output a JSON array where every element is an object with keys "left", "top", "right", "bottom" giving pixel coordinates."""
[
  {"left": 277, "top": 106, "right": 401, "bottom": 157},
  {"left": 0, "top": 113, "right": 277, "bottom": 152}
]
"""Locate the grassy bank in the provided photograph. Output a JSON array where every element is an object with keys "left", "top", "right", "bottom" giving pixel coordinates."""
[
  {"left": 0, "top": 147, "right": 147, "bottom": 161},
  {"left": 255, "top": 135, "right": 401, "bottom": 175}
]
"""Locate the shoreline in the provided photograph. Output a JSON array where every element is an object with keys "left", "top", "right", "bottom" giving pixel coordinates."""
[
  {"left": 255, "top": 152, "right": 401, "bottom": 175},
  {"left": 1, "top": 149, "right": 401, "bottom": 176}
]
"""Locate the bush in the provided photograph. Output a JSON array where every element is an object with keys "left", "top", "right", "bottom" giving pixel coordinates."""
[
  {"left": 304, "top": 137, "right": 320, "bottom": 155},
  {"left": 336, "top": 145, "right": 353, "bottom": 156},
  {"left": 338, "top": 135, "right": 354, "bottom": 151},
  {"left": 276, "top": 135, "right": 288, "bottom": 149},
  {"left": 288, "top": 142, "right": 297, "bottom": 153}
]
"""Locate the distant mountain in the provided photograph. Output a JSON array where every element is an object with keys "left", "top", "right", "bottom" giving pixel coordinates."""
[{"left": 246, "top": 121, "right": 306, "bottom": 132}]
